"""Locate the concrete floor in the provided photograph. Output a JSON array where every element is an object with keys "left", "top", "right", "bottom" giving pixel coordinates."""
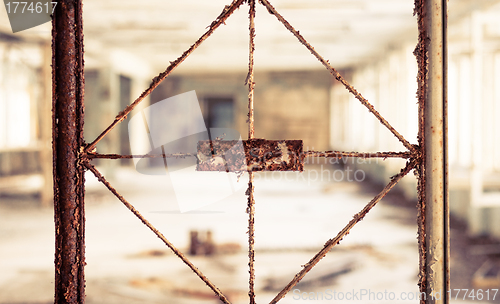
[{"left": 0, "top": 165, "right": 496, "bottom": 304}]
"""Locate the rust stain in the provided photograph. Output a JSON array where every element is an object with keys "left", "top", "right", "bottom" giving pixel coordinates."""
[
  {"left": 87, "top": 152, "right": 195, "bottom": 159},
  {"left": 246, "top": 174, "right": 256, "bottom": 304},
  {"left": 196, "top": 144, "right": 413, "bottom": 173},
  {"left": 52, "top": 0, "right": 86, "bottom": 303},
  {"left": 246, "top": 2, "right": 257, "bottom": 303},
  {"left": 414, "top": 0, "right": 428, "bottom": 302},
  {"left": 304, "top": 150, "right": 413, "bottom": 159},
  {"left": 246, "top": 0, "right": 256, "bottom": 142},
  {"left": 196, "top": 139, "right": 303, "bottom": 172}
]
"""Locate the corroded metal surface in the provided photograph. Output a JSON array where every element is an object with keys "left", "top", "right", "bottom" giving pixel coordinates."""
[
  {"left": 52, "top": 0, "right": 86, "bottom": 303},
  {"left": 246, "top": 0, "right": 256, "bottom": 141},
  {"left": 420, "top": 0, "right": 449, "bottom": 303},
  {"left": 414, "top": 0, "right": 429, "bottom": 301},
  {"left": 304, "top": 150, "right": 413, "bottom": 159},
  {"left": 246, "top": 174, "right": 256, "bottom": 304},
  {"left": 246, "top": 3, "right": 257, "bottom": 301},
  {"left": 196, "top": 139, "right": 303, "bottom": 172},
  {"left": 87, "top": 152, "right": 196, "bottom": 159}
]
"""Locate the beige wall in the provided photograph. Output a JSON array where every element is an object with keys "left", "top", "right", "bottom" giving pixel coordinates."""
[
  {"left": 253, "top": 71, "right": 331, "bottom": 151},
  {"left": 151, "top": 70, "right": 332, "bottom": 151}
]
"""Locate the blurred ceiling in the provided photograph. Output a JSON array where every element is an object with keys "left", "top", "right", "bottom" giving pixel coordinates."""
[
  {"left": 82, "top": 0, "right": 418, "bottom": 73},
  {"left": 2, "top": 0, "right": 500, "bottom": 74}
]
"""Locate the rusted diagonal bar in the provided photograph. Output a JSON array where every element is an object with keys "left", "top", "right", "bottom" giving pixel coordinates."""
[
  {"left": 87, "top": 153, "right": 195, "bottom": 159},
  {"left": 83, "top": 162, "right": 232, "bottom": 304},
  {"left": 269, "top": 159, "right": 418, "bottom": 304},
  {"left": 85, "top": 0, "right": 246, "bottom": 153},
  {"left": 52, "top": 1, "right": 86, "bottom": 303},
  {"left": 246, "top": 1, "right": 257, "bottom": 303},
  {"left": 258, "top": 0, "right": 415, "bottom": 153},
  {"left": 304, "top": 151, "right": 413, "bottom": 159}
]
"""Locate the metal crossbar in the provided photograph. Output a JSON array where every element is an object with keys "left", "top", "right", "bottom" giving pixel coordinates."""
[{"left": 52, "top": 0, "right": 448, "bottom": 303}]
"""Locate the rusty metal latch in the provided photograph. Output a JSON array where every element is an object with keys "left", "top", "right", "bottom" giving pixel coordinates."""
[{"left": 196, "top": 139, "right": 303, "bottom": 172}]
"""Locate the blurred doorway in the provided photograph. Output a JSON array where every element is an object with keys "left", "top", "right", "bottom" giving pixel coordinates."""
[{"left": 203, "top": 97, "right": 234, "bottom": 139}]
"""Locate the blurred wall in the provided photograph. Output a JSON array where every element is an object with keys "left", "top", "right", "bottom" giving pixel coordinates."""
[
  {"left": 447, "top": 8, "right": 500, "bottom": 238},
  {"left": 150, "top": 70, "right": 332, "bottom": 151},
  {"left": 330, "top": 42, "right": 418, "bottom": 198},
  {"left": 84, "top": 49, "right": 153, "bottom": 177},
  {"left": 0, "top": 31, "right": 51, "bottom": 204}
]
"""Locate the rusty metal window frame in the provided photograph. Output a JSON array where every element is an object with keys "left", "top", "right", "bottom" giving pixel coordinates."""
[{"left": 51, "top": 0, "right": 448, "bottom": 303}]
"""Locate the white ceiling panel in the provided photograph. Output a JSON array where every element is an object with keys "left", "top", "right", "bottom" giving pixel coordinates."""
[{"left": 2, "top": 0, "right": 500, "bottom": 74}]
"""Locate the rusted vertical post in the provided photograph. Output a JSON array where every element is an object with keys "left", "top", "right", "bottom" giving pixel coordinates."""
[
  {"left": 246, "top": 0, "right": 257, "bottom": 302},
  {"left": 423, "top": 0, "right": 449, "bottom": 303},
  {"left": 52, "top": 0, "right": 86, "bottom": 303}
]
